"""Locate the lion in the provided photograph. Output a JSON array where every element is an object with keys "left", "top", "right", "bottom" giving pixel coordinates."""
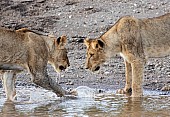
[
  {"left": 84, "top": 13, "right": 170, "bottom": 97},
  {"left": 0, "top": 27, "right": 70, "bottom": 101}
]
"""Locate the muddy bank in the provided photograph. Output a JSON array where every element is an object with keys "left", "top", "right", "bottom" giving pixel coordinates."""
[{"left": 0, "top": 0, "right": 170, "bottom": 93}]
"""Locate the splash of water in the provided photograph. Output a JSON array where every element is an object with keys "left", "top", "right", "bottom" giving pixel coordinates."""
[{"left": 74, "top": 86, "right": 96, "bottom": 98}]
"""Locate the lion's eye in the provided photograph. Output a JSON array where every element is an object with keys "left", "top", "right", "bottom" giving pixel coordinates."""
[{"left": 89, "top": 53, "right": 94, "bottom": 57}]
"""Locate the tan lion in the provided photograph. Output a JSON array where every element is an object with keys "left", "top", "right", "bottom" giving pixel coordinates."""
[
  {"left": 84, "top": 13, "right": 170, "bottom": 97},
  {"left": 0, "top": 27, "right": 70, "bottom": 101}
]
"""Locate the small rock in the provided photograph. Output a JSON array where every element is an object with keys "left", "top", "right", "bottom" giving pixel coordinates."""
[
  {"left": 99, "top": 77, "right": 104, "bottom": 79},
  {"left": 101, "top": 19, "right": 104, "bottom": 22},
  {"left": 69, "top": 15, "right": 72, "bottom": 18},
  {"left": 104, "top": 71, "right": 110, "bottom": 75},
  {"left": 58, "top": 13, "right": 62, "bottom": 16},
  {"left": 148, "top": 5, "right": 154, "bottom": 10},
  {"left": 37, "top": 0, "right": 45, "bottom": 3},
  {"left": 13, "top": 0, "right": 33, "bottom": 2},
  {"left": 84, "top": 6, "right": 94, "bottom": 11},
  {"left": 66, "top": 80, "right": 74, "bottom": 85},
  {"left": 61, "top": 75, "right": 65, "bottom": 78}
]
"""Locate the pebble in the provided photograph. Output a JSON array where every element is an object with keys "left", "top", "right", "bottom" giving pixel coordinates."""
[
  {"left": 66, "top": 80, "right": 74, "bottom": 85},
  {"left": 104, "top": 71, "right": 110, "bottom": 75},
  {"left": 37, "top": 0, "right": 45, "bottom": 3},
  {"left": 13, "top": 0, "right": 33, "bottom": 2},
  {"left": 61, "top": 75, "right": 65, "bottom": 78},
  {"left": 69, "top": 15, "right": 72, "bottom": 18}
]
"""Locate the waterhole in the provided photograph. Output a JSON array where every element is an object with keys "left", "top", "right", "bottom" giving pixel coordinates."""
[{"left": 0, "top": 86, "right": 170, "bottom": 117}]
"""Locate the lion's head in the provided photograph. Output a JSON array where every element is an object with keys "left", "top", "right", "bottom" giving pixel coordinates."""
[
  {"left": 16, "top": 28, "right": 70, "bottom": 72},
  {"left": 84, "top": 38, "right": 107, "bottom": 72},
  {"left": 49, "top": 35, "right": 70, "bottom": 72}
]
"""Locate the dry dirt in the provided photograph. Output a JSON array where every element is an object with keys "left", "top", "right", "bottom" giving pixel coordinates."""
[{"left": 0, "top": 0, "right": 170, "bottom": 93}]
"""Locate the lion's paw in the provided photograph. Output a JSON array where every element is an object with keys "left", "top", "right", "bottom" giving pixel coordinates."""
[
  {"left": 161, "top": 85, "right": 170, "bottom": 91},
  {"left": 69, "top": 89, "right": 78, "bottom": 96},
  {"left": 116, "top": 89, "right": 126, "bottom": 94},
  {"left": 116, "top": 88, "right": 132, "bottom": 96}
]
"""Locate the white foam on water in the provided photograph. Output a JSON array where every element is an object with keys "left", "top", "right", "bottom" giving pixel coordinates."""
[
  {"left": 29, "top": 88, "right": 59, "bottom": 103},
  {"left": 74, "top": 86, "right": 96, "bottom": 98},
  {"left": 12, "top": 87, "right": 61, "bottom": 112}
]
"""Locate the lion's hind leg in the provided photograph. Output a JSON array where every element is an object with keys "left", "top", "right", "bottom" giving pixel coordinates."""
[{"left": 2, "top": 71, "right": 17, "bottom": 101}]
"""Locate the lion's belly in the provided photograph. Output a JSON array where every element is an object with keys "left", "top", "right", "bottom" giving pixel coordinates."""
[
  {"left": 0, "top": 63, "right": 25, "bottom": 71},
  {"left": 140, "top": 21, "right": 170, "bottom": 58},
  {"left": 0, "top": 39, "right": 28, "bottom": 64},
  {"left": 144, "top": 45, "right": 170, "bottom": 58},
  {"left": 120, "top": 45, "right": 170, "bottom": 61},
  {"left": 0, "top": 47, "right": 28, "bottom": 66}
]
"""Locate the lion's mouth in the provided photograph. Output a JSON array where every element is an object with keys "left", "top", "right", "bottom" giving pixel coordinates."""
[
  {"left": 94, "top": 66, "right": 100, "bottom": 71},
  {"left": 59, "top": 65, "right": 66, "bottom": 71}
]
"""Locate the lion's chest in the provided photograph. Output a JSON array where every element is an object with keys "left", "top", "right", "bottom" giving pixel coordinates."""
[{"left": 119, "top": 53, "right": 128, "bottom": 60}]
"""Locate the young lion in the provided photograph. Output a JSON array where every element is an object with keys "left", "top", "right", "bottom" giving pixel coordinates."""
[
  {"left": 84, "top": 13, "right": 170, "bottom": 97},
  {"left": 0, "top": 28, "right": 70, "bottom": 101}
]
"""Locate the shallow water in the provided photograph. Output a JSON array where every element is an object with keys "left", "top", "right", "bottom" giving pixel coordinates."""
[{"left": 0, "top": 86, "right": 170, "bottom": 117}]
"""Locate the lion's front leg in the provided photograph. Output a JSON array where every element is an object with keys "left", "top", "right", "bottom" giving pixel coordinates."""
[
  {"left": 116, "top": 60, "right": 132, "bottom": 95},
  {"left": 131, "top": 60, "right": 144, "bottom": 97},
  {"left": 28, "top": 61, "right": 68, "bottom": 97},
  {"left": 2, "top": 71, "right": 16, "bottom": 101}
]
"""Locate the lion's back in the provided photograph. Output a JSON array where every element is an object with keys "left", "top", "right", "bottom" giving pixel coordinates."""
[
  {"left": 0, "top": 28, "right": 28, "bottom": 52},
  {"left": 120, "top": 13, "right": 170, "bottom": 58},
  {"left": 0, "top": 28, "right": 28, "bottom": 64},
  {"left": 114, "top": 13, "right": 170, "bottom": 58}
]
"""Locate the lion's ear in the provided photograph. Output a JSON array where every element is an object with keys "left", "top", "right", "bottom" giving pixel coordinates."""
[
  {"left": 56, "top": 35, "right": 67, "bottom": 47},
  {"left": 97, "top": 39, "right": 105, "bottom": 48},
  {"left": 84, "top": 38, "right": 90, "bottom": 48}
]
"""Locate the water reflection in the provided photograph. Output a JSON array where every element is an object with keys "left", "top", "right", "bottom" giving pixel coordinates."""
[
  {"left": 1, "top": 101, "right": 26, "bottom": 117},
  {"left": 0, "top": 88, "right": 170, "bottom": 117},
  {"left": 118, "top": 97, "right": 144, "bottom": 117},
  {"left": 117, "top": 96, "right": 170, "bottom": 117}
]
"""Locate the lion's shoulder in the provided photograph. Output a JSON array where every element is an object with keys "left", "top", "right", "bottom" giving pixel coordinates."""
[{"left": 116, "top": 16, "right": 139, "bottom": 28}]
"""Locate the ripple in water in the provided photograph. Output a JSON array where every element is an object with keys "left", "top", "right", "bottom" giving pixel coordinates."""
[{"left": 0, "top": 86, "right": 170, "bottom": 117}]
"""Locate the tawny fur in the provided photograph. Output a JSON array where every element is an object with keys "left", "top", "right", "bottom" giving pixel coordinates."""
[
  {"left": 1, "top": 71, "right": 17, "bottom": 101},
  {"left": 0, "top": 27, "right": 70, "bottom": 100},
  {"left": 84, "top": 13, "right": 170, "bottom": 97}
]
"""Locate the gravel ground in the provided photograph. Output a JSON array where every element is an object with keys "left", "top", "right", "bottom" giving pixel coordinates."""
[{"left": 0, "top": 0, "right": 170, "bottom": 93}]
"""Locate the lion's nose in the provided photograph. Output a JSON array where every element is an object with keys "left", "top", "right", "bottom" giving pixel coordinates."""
[
  {"left": 68, "top": 62, "right": 70, "bottom": 67},
  {"left": 59, "top": 65, "right": 65, "bottom": 71},
  {"left": 85, "top": 66, "right": 89, "bottom": 69},
  {"left": 94, "top": 66, "right": 100, "bottom": 71}
]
